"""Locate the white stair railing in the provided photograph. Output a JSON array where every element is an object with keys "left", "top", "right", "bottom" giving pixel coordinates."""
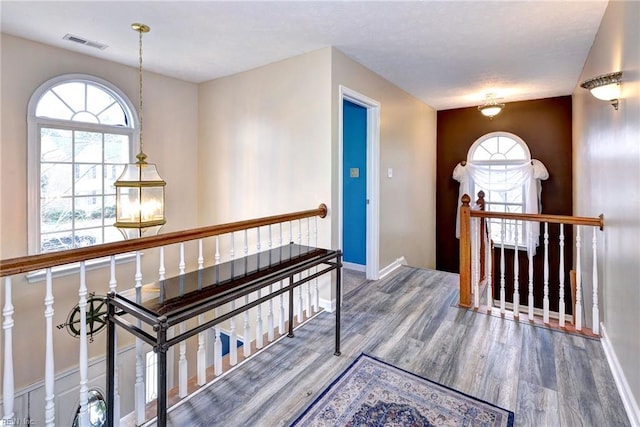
[
  {"left": 460, "top": 193, "right": 604, "bottom": 336},
  {"left": 0, "top": 204, "right": 328, "bottom": 425}
]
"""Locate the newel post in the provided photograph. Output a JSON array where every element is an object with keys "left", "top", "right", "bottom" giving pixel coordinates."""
[{"left": 459, "top": 194, "right": 472, "bottom": 307}]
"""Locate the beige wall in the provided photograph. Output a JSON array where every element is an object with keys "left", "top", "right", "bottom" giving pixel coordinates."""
[
  {"left": 197, "top": 48, "right": 332, "bottom": 240},
  {"left": 0, "top": 33, "right": 199, "bottom": 395},
  {"left": 331, "top": 48, "right": 437, "bottom": 270},
  {"left": 572, "top": 0, "right": 640, "bottom": 418},
  {"left": 198, "top": 46, "right": 436, "bottom": 287}
]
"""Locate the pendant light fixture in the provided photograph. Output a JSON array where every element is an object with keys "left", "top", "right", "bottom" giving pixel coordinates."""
[
  {"left": 114, "top": 23, "right": 166, "bottom": 239},
  {"left": 478, "top": 93, "right": 505, "bottom": 119}
]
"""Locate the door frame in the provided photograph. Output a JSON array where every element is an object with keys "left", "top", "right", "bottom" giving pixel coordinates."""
[{"left": 338, "top": 85, "right": 380, "bottom": 280}]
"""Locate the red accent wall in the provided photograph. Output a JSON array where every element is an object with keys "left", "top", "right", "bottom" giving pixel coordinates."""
[{"left": 436, "top": 96, "right": 573, "bottom": 310}]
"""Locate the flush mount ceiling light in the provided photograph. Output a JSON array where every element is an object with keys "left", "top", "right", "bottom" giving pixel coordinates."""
[
  {"left": 114, "top": 23, "right": 166, "bottom": 239},
  {"left": 580, "top": 71, "right": 622, "bottom": 110},
  {"left": 478, "top": 93, "right": 505, "bottom": 119}
]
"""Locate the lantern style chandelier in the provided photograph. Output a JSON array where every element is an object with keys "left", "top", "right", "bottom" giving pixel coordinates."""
[
  {"left": 478, "top": 93, "right": 505, "bottom": 119},
  {"left": 114, "top": 23, "right": 166, "bottom": 239}
]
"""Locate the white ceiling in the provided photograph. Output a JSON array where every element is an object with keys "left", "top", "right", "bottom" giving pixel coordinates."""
[{"left": 0, "top": 1, "right": 608, "bottom": 110}]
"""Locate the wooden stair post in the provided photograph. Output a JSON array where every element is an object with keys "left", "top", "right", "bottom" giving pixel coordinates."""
[{"left": 459, "top": 194, "right": 472, "bottom": 307}]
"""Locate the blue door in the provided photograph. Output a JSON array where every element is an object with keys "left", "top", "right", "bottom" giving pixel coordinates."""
[{"left": 342, "top": 100, "right": 367, "bottom": 265}]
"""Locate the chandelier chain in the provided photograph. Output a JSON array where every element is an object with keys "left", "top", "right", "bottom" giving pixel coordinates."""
[{"left": 138, "top": 27, "right": 144, "bottom": 154}]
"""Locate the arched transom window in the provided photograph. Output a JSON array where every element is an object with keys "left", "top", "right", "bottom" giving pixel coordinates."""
[
  {"left": 28, "top": 74, "right": 138, "bottom": 254},
  {"left": 468, "top": 132, "right": 531, "bottom": 246}
]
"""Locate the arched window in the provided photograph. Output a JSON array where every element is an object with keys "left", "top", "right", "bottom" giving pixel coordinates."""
[
  {"left": 468, "top": 132, "right": 531, "bottom": 246},
  {"left": 28, "top": 74, "right": 138, "bottom": 254}
]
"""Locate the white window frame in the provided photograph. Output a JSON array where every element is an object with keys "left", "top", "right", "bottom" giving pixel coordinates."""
[
  {"left": 27, "top": 74, "right": 139, "bottom": 256},
  {"left": 467, "top": 132, "right": 531, "bottom": 248}
]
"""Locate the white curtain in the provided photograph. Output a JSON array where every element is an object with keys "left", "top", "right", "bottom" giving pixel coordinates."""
[{"left": 453, "top": 159, "right": 549, "bottom": 255}]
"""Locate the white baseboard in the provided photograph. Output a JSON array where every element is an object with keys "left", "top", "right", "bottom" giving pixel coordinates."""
[
  {"left": 601, "top": 323, "right": 640, "bottom": 426},
  {"left": 343, "top": 261, "right": 366, "bottom": 272},
  {"left": 378, "top": 256, "right": 407, "bottom": 280},
  {"left": 319, "top": 297, "right": 335, "bottom": 313}
]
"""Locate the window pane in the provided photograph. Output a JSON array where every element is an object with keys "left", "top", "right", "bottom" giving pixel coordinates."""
[
  {"left": 41, "top": 128, "right": 72, "bottom": 162},
  {"left": 471, "top": 146, "right": 491, "bottom": 161},
  {"left": 76, "top": 228, "right": 102, "bottom": 246},
  {"left": 36, "top": 91, "right": 73, "bottom": 120},
  {"left": 72, "top": 111, "right": 99, "bottom": 124},
  {"left": 86, "top": 84, "right": 115, "bottom": 116},
  {"left": 75, "top": 131, "right": 103, "bottom": 163},
  {"left": 99, "top": 103, "right": 128, "bottom": 126},
  {"left": 41, "top": 163, "right": 72, "bottom": 198},
  {"left": 41, "top": 197, "right": 72, "bottom": 234},
  {"left": 504, "top": 143, "right": 526, "bottom": 160},
  {"left": 41, "top": 231, "right": 74, "bottom": 253},
  {"left": 75, "top": 165, "right": 102, "bottom": 196},
  {"left": 506, "top": 189, "right": 523, "bottom": 204},
  {"left": 52, "top": 82, "right": 85, "bottom": 112},
  {"left": 105, "top": 224, "right": 123, "bottom": 244},
  {"left": 75, "top": 195, "right": 99, "bottom": 228},
  {"left": 104, "top": 134, "right": 130, "bottom": 163},
  {"left": 104, "top": 165, "right": 124, "bottom": 195},
  {"left": 104, "top": 195, "right": 116, "bottom": 220}
]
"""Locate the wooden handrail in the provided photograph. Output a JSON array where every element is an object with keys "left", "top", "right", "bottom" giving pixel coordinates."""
[
  {"left": 469, "top": 210, "right": 604, "bottom": 230},
  {"left": 0, "top": 204, "right": 328, "bottom": 277}
]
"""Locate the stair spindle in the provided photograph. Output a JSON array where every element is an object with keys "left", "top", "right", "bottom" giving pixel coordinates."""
[
  {"left": 592, "top": 228, "right": 600, "bottom": 334},
  {"left": 559, "top": 224, "right": 566, "bottom": 327},
  {"left": 575, "top": 226, "right": 583, "bottom": 331},
  {"left": 543, "top": 223, "right": 550, "bottom": 324},
  {"left": 44, "top": 268, "right": 55, "bottom": 427}
]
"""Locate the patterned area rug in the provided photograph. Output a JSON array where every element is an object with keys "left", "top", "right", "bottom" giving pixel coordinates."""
[{"left": 290, "top": 353, "right": 514, "bottom": 426}]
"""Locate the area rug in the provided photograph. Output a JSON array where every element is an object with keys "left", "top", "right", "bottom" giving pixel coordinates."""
[{"left": 290, "top": 353, "right": 514, "bottom": 427}]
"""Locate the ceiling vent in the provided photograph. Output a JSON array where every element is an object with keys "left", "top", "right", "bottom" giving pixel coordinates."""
[{"left": 63, "top": 34, "right": 108, "bottom": 50}]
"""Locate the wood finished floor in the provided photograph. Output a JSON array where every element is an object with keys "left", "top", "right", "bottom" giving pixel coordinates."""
[{"left": 161, "top": 267, "right": 629, "bottom": 427}]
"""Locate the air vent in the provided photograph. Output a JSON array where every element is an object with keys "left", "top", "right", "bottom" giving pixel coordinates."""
[{"left": 63, "top": 34, "right": 108, "bottom": 50}]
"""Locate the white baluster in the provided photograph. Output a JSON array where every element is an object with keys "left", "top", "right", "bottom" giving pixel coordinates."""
[
  {"left": 472, "top": 218, "right": 479, "bottom": 308},
  {"left": 134, "top": 252, "right": 145, "bottom": 426},
  {"left": 592, "top": 228, "right": 600, "bottom": 335},
  {"left": 178, "top": 243, "right": 188, "bottom": 397},
  {"left": 108, "top": 257, "right": 120, "bottom": 425},
  {"left": 297, "top": 220, "right": 303, "bottom": 322},
  {"left": 197, "top": 240, "right": 207, "bottom": 386},
  {"left": 256, "top": 228, "right": 263, "bottom": 349},
  {"left": 267, "top": 225, "right": 274, "bottom": 342},
  {"left": 279, "top": 223, "right": 286, "bottom": 334},
  {"left": 528, "top": 227, "right": 534, "bottom": 321},
  {"left": 500, "top": 219, "right": 506, "bottom": 315},
  {"left": 3, "top": 277, "right": 14, "bottom": 420},
  {"left": 513, "top": 221, "right": 520, "bottom": 318},
  {"left": 214, "top": 237, "right": 222, "bottom": 375},
  {"left": 44, "top": 269, "right": 55, "bottom": 427},
  {"left": 543, "top": 223, "right": 550, "bottom": 324},
  {"left": 78, "top": 262, "right": 89, "bottom": 427},
  {"left": 575, "top": 226, "right": 583, "bottom": 331},
  {"left": 229, "top": 233, "right": 238, "bottom": 366},
  {"left": 485, "top": 226, "right": 492, "bottom": 312},
  {"left": 559, "top": 224, "right": 566, "bottom": 327},
  {"left": 306, "top": 218, "right": 312, "bottom": 316},
  {"left": 314, "top": 216, "right": 320, "bottom": 312},
  {"left": 243, "top": 231, "right": 251, "bottom": 358}
]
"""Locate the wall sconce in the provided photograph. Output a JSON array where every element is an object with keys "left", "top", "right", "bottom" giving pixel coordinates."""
[
  {"left": 477, "top": 93, "right": 505, "bottom": 119},
  {"left": 580, "top": 71, "right": 622, "bottom": 110}
]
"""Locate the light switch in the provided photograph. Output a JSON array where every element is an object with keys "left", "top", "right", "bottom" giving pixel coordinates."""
[
  {"left": 350, "top": 168, "right": 359, "bottom": 178},
  {"left": 387, "top": 168, "right": 393, "bottom": 178}
]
